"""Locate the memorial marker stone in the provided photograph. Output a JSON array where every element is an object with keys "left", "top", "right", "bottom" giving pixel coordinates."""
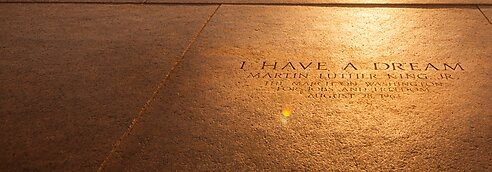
[{"left": 101, "top": 5, "right": 492, "bottom": 171}]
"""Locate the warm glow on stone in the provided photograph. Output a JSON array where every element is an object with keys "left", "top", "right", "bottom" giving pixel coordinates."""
[{"left": 282, "top": 108, "right": 292, "bottom": 117}]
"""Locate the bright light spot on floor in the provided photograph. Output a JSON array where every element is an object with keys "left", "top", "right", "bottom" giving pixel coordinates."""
[
  {"left": 282, "top": 107, "right": 292, "bottom": 117},
  {"left": 280, "top": 107, "right": 292, "bottom": 125}
]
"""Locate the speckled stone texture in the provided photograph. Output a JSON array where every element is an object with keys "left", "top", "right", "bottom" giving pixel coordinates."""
[
  {"left": 0, "top": 0, "right": 144, "bottom": 2},
  {"left": 0, "top": 4, "right": 217, "bottom": 171},
  {"left": 100, "top": 5, "right": 492, "bottom": 171},
  {"left": 1, "top": 0, "right": 492, "bottom": 4},
  {"left": 146, "top": 0, "right": 492, "bottom": 4}
]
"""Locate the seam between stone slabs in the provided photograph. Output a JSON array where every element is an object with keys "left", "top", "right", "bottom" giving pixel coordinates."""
[
  {"left": 95, "top": 4, "right": 221, "bottom": 171},
  {"left": 477, "top": 5, "right": 492, "bottom": 24}
]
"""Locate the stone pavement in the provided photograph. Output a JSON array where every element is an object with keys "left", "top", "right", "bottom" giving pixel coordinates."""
[
  {"left": 0, "top": 1, "right": 491, "bottom": 171},
  {"left": 1, "top": 0, "right": 492, "bottom": 5}
]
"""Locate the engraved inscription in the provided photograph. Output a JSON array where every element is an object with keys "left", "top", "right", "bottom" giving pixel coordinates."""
[{"left": 240, "top": 61, "right": 465, "bottom": 100}]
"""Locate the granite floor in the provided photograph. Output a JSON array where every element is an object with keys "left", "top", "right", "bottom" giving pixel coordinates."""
[
  {"left": 1, "top": 0, "right": 492, "bottom": 4},
  {"left": 0, "top": 1, "right": 491, "bottom": 171}
]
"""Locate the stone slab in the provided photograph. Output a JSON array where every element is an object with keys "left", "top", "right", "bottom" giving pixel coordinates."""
[
  {"left": 2, "top": 0, "right": 145, "bottom": 3},
  {"left": 1, "top": 0, "right": 492, "bottom": 5},
  {"left": 148, "top": 0, "right": 492, "bottom": 4},
  {"left": 102, "top": 5, "right": 492, "bottom": 171},
  {"left": 0, "top": 4, "right": 217, "bottom": 171}
]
